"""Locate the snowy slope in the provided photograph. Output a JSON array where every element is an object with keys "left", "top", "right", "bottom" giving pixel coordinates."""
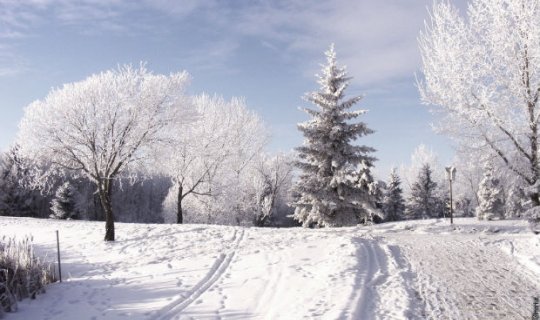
[{"left": 1, "top": 217, "right": 539, "bottom": 320}]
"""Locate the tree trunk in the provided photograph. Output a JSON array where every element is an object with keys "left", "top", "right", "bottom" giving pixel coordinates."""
[
  {"left": 530, "top": 193, "right": 540, "bottom": 207},
  {"left": 177, "top": 184, "right": 183, "bottom": 224},
  {"left": 98, "top": 179, "right": 115, "bottom": 241}
]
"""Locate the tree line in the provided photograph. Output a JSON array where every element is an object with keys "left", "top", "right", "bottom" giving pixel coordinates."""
[{"left": 2, "top": 0, "right": 540, "bottom": 239}]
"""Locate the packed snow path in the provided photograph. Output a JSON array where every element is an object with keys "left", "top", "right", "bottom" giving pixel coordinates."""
[
  {"left": 383, "top": 234, "right": 540, "bottom": 319},
  {"left": 1, "top": 217, "right": 539, "bottom": 319}
]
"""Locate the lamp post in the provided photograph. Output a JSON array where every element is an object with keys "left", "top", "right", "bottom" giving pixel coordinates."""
[{"left": 445, "top": 166, "right": 456, "bottom": 225}]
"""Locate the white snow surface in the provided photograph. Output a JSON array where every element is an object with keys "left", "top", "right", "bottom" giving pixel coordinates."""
[{"left": 1, "top": 217, "right": 539, "bottom": 320}]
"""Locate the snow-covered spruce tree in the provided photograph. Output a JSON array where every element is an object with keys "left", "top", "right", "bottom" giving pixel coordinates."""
[
  {"left": 382, "top": 168, "right": 405, "bottom": 222},
  {"left": 406, "top": 164, "right": 440, "bottom": 220},
  {"left": 50, "top": 181, "right": 79, "bottom": 220},
  {"left": 476, "top": 162, "right": 505, "bottom": 220},
  {"left": 505, "top": 185, "right": 525, "bottom": 219},
  {"left": 351, "top": 160, "right": 382, "bottom": 224},
  {"left": 292, "top": 44, "right": 376, "bottom": 227}
]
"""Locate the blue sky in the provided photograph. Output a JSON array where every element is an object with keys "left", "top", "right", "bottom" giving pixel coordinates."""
[{"left": 0, "top": 0, "right": 466, "bottom": 177}]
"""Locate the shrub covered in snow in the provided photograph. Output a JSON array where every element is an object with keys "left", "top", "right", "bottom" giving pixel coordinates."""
[{"left": 0, "top": 236, "right": 56, "bottom": 316}]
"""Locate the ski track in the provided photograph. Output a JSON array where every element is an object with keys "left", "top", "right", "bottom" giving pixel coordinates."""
[{"left": 150, "top": 228, "right": 245, "bottom": 320}]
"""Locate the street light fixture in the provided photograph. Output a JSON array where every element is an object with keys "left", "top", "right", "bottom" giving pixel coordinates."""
[{"left": 445, "top": 166, "right": 456, "bottom": 225}]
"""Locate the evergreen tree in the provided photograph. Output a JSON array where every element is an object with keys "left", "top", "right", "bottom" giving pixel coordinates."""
[
  {"left": 292, "top": 44, "right": 376, "bottom": 227},
  {"left": 0, "top": 146, "right": 38, "bottom": 217},
  {"left": 504, "top": 185, "right": 525, "bottom": 219},
  {"left": 406, "top": 164, "right": 440, "bottom": 219},
  {"left": 476, "top": 163, "right": 504, "bottom": 220},
  {"left": 354, "top": 160, "right": 383, "bottom": 224},
  {"left": 455, "top": 196, "right": 473, "bottom": 217},
  {"left": 50, "top": 182, "right": 79, "bottom": 220},
  {"left": 382, "top": 168, "right": 405, "bottom": 222}
]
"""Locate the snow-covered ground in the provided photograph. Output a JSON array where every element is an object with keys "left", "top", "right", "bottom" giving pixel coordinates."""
[{"left": 1, "top": 217, "right": 539, "bottom": 319}]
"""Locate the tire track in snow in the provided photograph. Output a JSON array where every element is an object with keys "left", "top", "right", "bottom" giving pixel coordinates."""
[{"left": 150, "top": 228, "right": 245, "bottom": 320}]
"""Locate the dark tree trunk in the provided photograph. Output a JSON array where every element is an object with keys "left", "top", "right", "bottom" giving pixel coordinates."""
[
  {"left": 531, "top": 193, "right": 540, "bottom": 207},
  {"left": 98, "top": 179, "right": 115, "bottom": 241},
  {"left": 524, "top": 47, "right": 540, "bottom": 208},
  {"left": 177, "top": 184, "right": 183, "bottom": 224}
]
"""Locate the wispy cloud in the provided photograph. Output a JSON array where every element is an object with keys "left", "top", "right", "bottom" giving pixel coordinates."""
[
  {"left": 220, "top": 0, "right": 438, "bottom": 86},
  {"left": 0, "top": 0, "right": 466, "bottom": 84}
]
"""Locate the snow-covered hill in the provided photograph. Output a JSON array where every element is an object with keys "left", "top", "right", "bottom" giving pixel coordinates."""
[{"left": 1, "top": 217, "right": 539, "bottom": 319}]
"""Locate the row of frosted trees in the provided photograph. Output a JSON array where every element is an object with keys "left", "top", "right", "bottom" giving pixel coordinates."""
[
  {"left": 5, "top": 0, "right": 540, "bottom": 238},
  {"left": 377, "top": 162, "right": 523, "bottom": 223},
  {"left": 0, "top": 145, "right": 294, "bottom": 227},
  {"left": 3, "top": 66, "right": 297, "bottom": 241},
  {"left": 2, "top": 44, "right": 535, "bottom": 239}
]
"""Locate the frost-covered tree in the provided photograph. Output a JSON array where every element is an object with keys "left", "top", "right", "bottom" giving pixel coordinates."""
[
  {"left": 17, "top": 65, "right": 192, "bottom": 241},
  {"left": 505, "top": 185, "right": 526, "bottom": 219},
  {"left": 476, "top": 162, "right": 505, "bottom": 220},
  {"left": 292, "top": 44, "right": 376, "bottom": 227},
  {"left": 251, "top": 153, "right": 294, "bottom": 227},
  {"left": 382, "top": 168, "right": 405, "bottom": 222},
  {"left": 418, "top": 0, "right": 540, "bottom": 208},
  {"left": 158, "top": 94, "right": 267, "bottom": 224},
  {"left": 50, "top": 181, "right": 79, "bottom": 220},
  {"left": 406, "top": 164, "right": 440, "bottom": 219}
]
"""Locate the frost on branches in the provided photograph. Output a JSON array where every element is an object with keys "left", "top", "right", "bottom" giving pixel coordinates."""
[
  {"left": 418, "top": 0, "right": 540, "bottom": 208},
  {"left": 17, "top": 65, "right": 192, "bottom": 241},
  {"left": 292, "top": 44, "right": 377, "bottom": 227},
  {"left": 158, "top": 94, "right": 268, "bottom": 225},
  {"left": 476, "top": 162, "right": 505, "bottom": 220}
]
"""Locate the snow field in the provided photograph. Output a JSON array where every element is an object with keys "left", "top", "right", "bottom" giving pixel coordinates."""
[{"left": 0, "top": 217, "right": 539, "bottom": 319}]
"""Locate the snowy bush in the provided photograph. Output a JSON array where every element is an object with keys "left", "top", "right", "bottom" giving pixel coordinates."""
[{"left": 0, "top": 236, "right": 56, "bottom": 315}]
